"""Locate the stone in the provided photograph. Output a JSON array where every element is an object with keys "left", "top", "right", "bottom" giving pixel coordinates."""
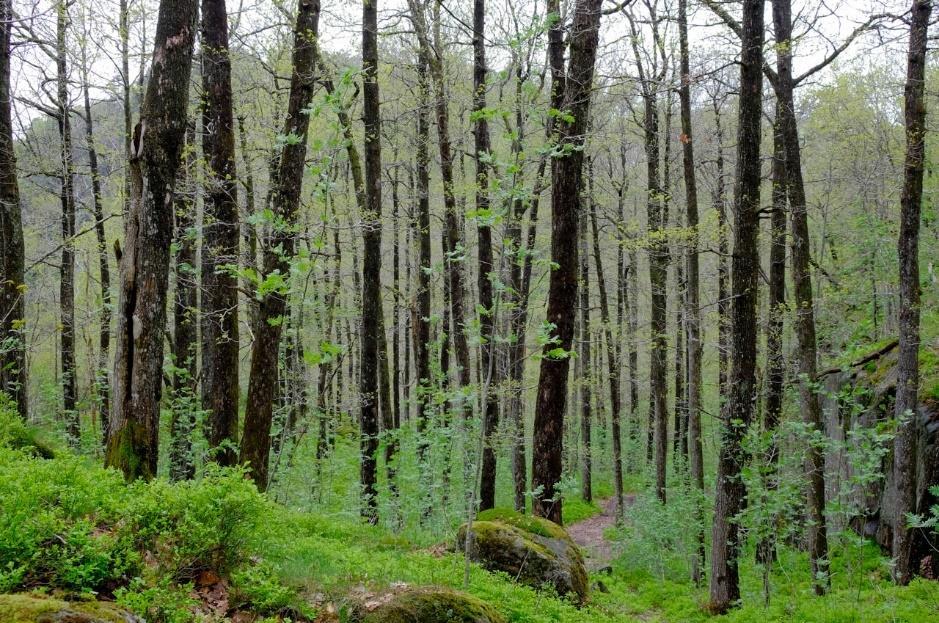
[
  {"left": 361, "top": 588, "right": 505, "bottom": 623},
  {"left": 457, "top": 508, "right": 589, "bottom": 603}
]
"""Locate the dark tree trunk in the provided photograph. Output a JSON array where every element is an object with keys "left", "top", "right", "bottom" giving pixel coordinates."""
[
  {"left": 758, "top": 111, "right": 787, "bottom": 565},
  {"left": 413, "top": 54, "right": 432, "bottom": 491},
  {"left": 200, "top": 0, "right": 240, "bottom": 466},
  {"left": 772, "top": 0, "right": 829, "bottom": 592},
  {"left": 531, "top": 0, "right": 603, "bottom": 525},
  {"left": 0, "top": 0, "right": 27, "bottom": 418},
  {"left": 892, "top": 0, "right": 931, "bottom": 587},
  {"left": 709, "top": 0, "right": 764, "bottom": 611},
  {"left": 579, "top": 209, "right": 592, "bottom": 503},
  {"left": 56, "top": 1, "right": 78, "bottom": 445},
  {"left": 170, "top": 122, "right": 197, "bottom": 481},
  {"left": 81, "top": 59, "right": 112, "bottom": 443},
  {"left": 106, "top": 0, "right": 199, "bottom": 481},
  {"left": 474, "top": 0, "right": 500, "bottom": 514},
  {"left": 678, "top": 0, "right": 705, "bottom": 579},
  {"left": 240, "top": 0, "right": 321, "bottom": 491},
  {"left": 237, "top": 115, "right": 260, "bottom": 330},
  {"left": 359, "top": 0, "right": 383, "bottom": 523},
  {"left": 713, "top": 104, "right": 730, "bottom": 399},
  {"left": 589, "top": 203, "right": 624, "bottom": 517}
]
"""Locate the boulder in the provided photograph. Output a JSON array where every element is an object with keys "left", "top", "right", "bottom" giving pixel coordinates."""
[
  {"left": 361, "top": 588, "right": 505, "bottom": 623},
  {"left": 457, "top": 508, "right": 588, "bottom": 603},
  {"left": 0, "top": 594, "right": 141, "bottom": 623}
]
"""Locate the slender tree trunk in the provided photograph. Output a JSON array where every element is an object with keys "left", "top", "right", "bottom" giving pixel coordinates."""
[
  {"left": 709, "top": 0, "right": 764, "bottom": 611},
  {"left": 772, "top": 0, "right": 829, "bottom": 593},
  {"left": 237, "top": 115, "right": 260, "bottom": 330},
  {"left": 892, "top": 0, "right": 931, "bottom": 587},
  {"left": 240, "top": 0, "right": 321, "bottom": 491},
  {"left": 713, "top": 104, "right": 730, "bottom": 399},
  {"left": 474, "top": 0, "right": 500, "bottom": 514},
  {"left": 531, "top": 0, "right": 603, "bottom": 525},
  {"left": 0, "top": 0, "right": 27, "bottom": 418},
  {"left": 200, "top": 0, "right": 240, "bottom": 465},
  {"left": 76, "top": 38, "right": 111, "bottom": 439},
  {"left": 120, "top": 0, "right": 132, "bottom": 224},
  {"left": 170, "top": 122, "right": 197, "bottom": 481},
  {"left": 678, "top": 0, "right": 705, "bottom": 579},
  {"left": 758, "top": 111, "right": 787, "bottom": 565},
  {"left": 579, "top": 209, "right": 593, "bottom": 503},
  {"left": 106, "top": 0, "right": 199, "bottom": 481},
  {"left": 359, "top": 0, "right": 384, "bottom": 522},
  {"left": 56, "top": 0, "right": 78, "bottom": 445},
  {"left": 413, "top": 54, "right": 433, "bottom": 494},
  {"left": 589, "top": 203, "right": 625, "bottom": 517}
]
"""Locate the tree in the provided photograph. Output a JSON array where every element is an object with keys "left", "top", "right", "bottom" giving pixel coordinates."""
[
  {"left": 0, "top": 0, "right": 27, "bottom": 418},
  {"left": 772, "top": 0, "right": 829, "bottom": 592},
  {"left": 77, "top": 3, "right": 112, "bottom": 441},
  {"left": 240, "top": 0, "right": 322, "bottom": 491},
  {"left": 892, "top": 0, "right": 931, "bottom": 587},
  {"left": 200, "top": 0, "right": 240, "bottom": 466},
  {"left": 359, "top": 0, "right": 383, "bottom": 523},
  {"left": 709, "top": 0, "right": 764, "bottom": 611},
  {"left": 55, "top": 0, "right": 78, "bottom": 445},
  {"left": 678, "top": 0, "right": 705, "bottom": 578},
  {"left": 531, "top": 0, "right": 603, "bottom": 525},
  {"left": 474, "top": 0, "right": 500, "bottom": 514},
  {"left": 105, "top": 0, "right": 199, "bottom": 481}
]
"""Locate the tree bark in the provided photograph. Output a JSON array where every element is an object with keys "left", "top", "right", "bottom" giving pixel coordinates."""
[
  {"left": 359, "top": 0, "right": 383, "bottom": 523},
  {"left": 678, "top": 0, "right": 705, "bottom": 579},
  {"left": 239, "top": 0, "right": 321, "bottom": 491},
  {"left": 892, "top": 0, "right": 931, "bottom": 587},
  {"left": 709, "top": 0, "right": 764, "bottom": 611},
  {"left": 56, "top": 0, "right": 78, "bottom": 445},
  {"left": 579, "top": 209, "right": 592, "bottom": 504},
  {"left": 531, "top": 0, "right": 603, "bottom": 525},
  {"left": 200, "top": 0, "right": 240, "bottom": 466},
  {"left": 170, "top": 122, "right": 197, "bottom": 481},
  {"left": 0, "top": 0, "right": 27, "bottom": 418},
  {"left": 772, "top": 0, "right": 829, "bottom": 593},
  {"left": 106, "top": 0, "right": 199, "bottom": 481},
  {"left": 474, "top": 0, "right": 500, "bottom": 514}
]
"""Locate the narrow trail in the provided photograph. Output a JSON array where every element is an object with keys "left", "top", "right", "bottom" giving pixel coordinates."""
[{"left": 566, "top": 496, "right": 632, "bottom": 571}]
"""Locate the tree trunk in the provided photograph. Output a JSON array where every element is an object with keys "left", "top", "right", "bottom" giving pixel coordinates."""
[
  {"left": 106, "top": 0, "right": 199, "bottom": 481},
  {"left": 79, "top": 36, "right": 112, "bottom": 443},
  {"left": 589, "top": 203, "right": 624, "bottom": 517},
  {"left": 240, "top": 0, "right": 321, "bottom": 491},
  {"left": 531, "top": 0, "right": 603, "bottom": 525},
  {"left": 772, "top": 0, "right": 829, "bottom": 593},
  {"left": 0, "top": 0, "right": 27, "bottom": 419},
  {"left": 678, "top": 0, "right": 705, "bottom": 579},
  {"left": 474, "top": 0, "right": 500, "bottom": 514},
  {"left": 892, "top": 0, "right": 931, "bottom": 587},
  {"left": 709, "top": 0, "right": 764, "bottom": 611},
  {"left": 200, "top": 0, "right": 240, "bottom": 465},
  {"left": 359, "top": 0, "right": 383, "bottom": 523},
  {"left": 713, "top": 103, "right": 730, "bottom": 399},
  {"left": 758, "top": 111, "right": 787, "bottom": 565},
  {"left": 170, "top": 122, "right": 197, "bottom": 481},
  {"left": 579, "top": 209, "right": 592, "bottom": 503},
  {"left": 56, "top": 0, "right": 78, "bottom": 445}
]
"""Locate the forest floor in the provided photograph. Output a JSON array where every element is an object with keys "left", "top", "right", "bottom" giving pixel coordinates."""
[{"left": 567, "top": 495, "right": 632, "bottom": 570}]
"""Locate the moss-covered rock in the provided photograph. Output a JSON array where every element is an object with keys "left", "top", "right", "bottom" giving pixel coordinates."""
[
  {"left": 0, "top": 594, "right": 140, "bottom": 623},
  {"left": 361, "top": 588, "right": 505, "bottom": 623},
  {"left": 457, "top": 509, "right": 588, "bottom": 604}
]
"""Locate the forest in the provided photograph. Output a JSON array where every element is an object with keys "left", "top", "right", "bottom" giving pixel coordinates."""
[{"left": 0, "top": 0, "right": 937, "bottom": 621}]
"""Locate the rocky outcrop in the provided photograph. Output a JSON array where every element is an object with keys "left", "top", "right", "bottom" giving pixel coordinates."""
[
  {"left": 819, "top": 341, "right": 938, "bottom": 573},
  {"left": 457, "top": 509, "right": 589, "bottom": 603},
  {"left": 361, "top": 588, "right": 505, "bottom": 623},
  {"left": 0, "top": 594, "right": 141, "bottom": 623}
]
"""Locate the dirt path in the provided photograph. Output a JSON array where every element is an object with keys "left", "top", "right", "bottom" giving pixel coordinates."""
[{"left": 566, "top": 496, "right": 630, "bottom": 571}]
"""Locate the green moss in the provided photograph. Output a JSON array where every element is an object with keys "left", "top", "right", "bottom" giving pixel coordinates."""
[
  {"left": 475, "top": 508, "right": 570, "bottom": 541},
  {"left": 0, "top": 594, "right": 135, "bottom": 623},
  {"left": 362, "top": 588, "right": 506, "bottom": 623}
]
